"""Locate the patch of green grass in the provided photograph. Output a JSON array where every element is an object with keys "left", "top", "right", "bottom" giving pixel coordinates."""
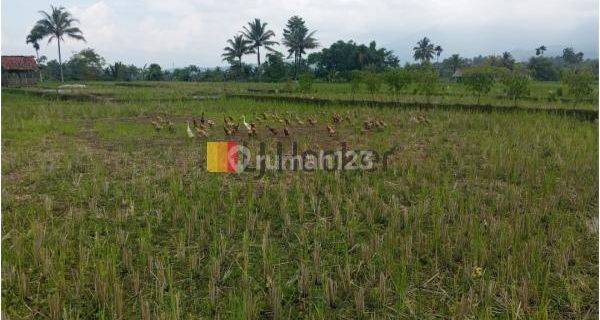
[{"left": 16, "top": 79, "right": 599, "bottom": 110}]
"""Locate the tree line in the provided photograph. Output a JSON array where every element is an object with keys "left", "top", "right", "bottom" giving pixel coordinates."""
[{"left": 27, "top": 7, "right": 598, "bottom": 85}]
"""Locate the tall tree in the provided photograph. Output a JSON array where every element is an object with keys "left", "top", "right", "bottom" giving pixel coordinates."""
[
  {"left": 307, "top": 40, "right": 398, "bottom": 77},
  {"left": 32, "top": 6, "right": 85, "bottom": 82},
  {"left": 535, "top": 45, "right": 547, "bottom": 56},
  {"left": 501, "top": 51, "right": 515, "bottom": 70},
  {"left": 26, "top": 25, "right": 45, "bottom": 60},
  {"left": 413, "top": 37, "right": 435, "bottom": 63},
  {"left": 282, "top": 16, "right": 318, "bottom": 78},
  {"left": 222, "top": 34, "right": 254, "bottom": 64},
  {"left": 562, "top": 47, "right": 584, "bottom": 65},
  {"left": 222, "top": 34, "right": 254, "bottom": 77},
  {"left": 445, "top": 54, "right": 465, "bottom": 74},
  {"left": 434, "top": 45, "right": 443, "bottom": 62},
  {"left": 242, "top": 18, "right": 278, "bottom": 71}
]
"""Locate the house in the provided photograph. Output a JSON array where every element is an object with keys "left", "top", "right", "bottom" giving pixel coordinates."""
[
  {"left": 2, "top": 56, "right": 39, "bottom": 86},
  {"left": 451, "top": 68, "right": 463, "bottom": 80}
]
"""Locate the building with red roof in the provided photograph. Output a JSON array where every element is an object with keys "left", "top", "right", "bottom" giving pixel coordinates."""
[{"left": 2, "top": 56, "right": 39, "bottom": 86}]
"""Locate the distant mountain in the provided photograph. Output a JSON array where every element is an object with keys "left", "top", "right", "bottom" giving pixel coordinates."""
[{"left": 509, "top": 45, "right": 599, "bottom": 62}]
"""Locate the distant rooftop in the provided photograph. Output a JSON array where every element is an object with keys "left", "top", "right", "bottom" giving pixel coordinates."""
[{"left": 2, "top": 56, "right": 37, "bottom": 71}]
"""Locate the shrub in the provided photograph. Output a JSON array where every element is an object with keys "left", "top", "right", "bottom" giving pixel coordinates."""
[
  {"left": 298, "top": 72, "right": 315, "bottom": 93},
  {"left": 383, "top": 68, "right": 413, "bottom": 93},
  {"left": 501, "top": 71, "right": 530, "bottom": 105},
  {"left": 349, "top": 70, "right": 362, "bottom": 94},
  {"left": 462, "top": 66, "right": 497, "bottom": 103},
  {"left": 527, "top": 56, "right": 560, "bottom": 81},
  {"left": 562, "top": 69, "right": 594, "bottom": 104},
  {"left": 547, "top": 90, "right": 558, "bottom": 102},
  {"left": 362, "top": 71, "right": 383, "bottom": 94},
  {"left": 414, "top": 67, "right": 439, "bottom": 102},
  {"left": 283, "top": 78, "right": 294, "bottom": 92}
]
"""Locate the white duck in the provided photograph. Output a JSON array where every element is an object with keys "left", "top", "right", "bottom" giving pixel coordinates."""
[
  {"left": 242, "top": 116, "right": 252, "bottom": 131},
  {"left": 186, "top": 122, "right": 195, "bottom": 138}
]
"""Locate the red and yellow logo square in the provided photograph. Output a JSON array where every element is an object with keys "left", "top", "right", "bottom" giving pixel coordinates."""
[{"left": 207, "top": 141, "right": 238, "bottom": 173}]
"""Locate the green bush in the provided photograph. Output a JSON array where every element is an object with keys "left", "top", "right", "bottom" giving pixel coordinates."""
[
  {"left": 361, "top": 71, "right": 383, "bottom": 94},
  {"left": 562, "top": 69, "right": 595, "bottom": 104},
  {"left": 462, "top": 66, "right": 497, "bottom": 103},
  {"left": 501, "top": 71, "right": 530, "bottom": 105},
  {"left": 298, "top": 72, "right": 315, "bottom": 93},
  {"left": 383, "top": 68, "right": 413, "bottom": 93},
  {"left": 414, "top": 67, "right": 439, "bottom": 102},
  {"left": 349, "top": 70, "right": 362, "bottom": 94},
  {"left": 283, "top": 78, "right": 294, "bottom": 92}
]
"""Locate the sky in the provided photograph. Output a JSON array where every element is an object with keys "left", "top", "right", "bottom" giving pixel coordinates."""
[{"left": 2, "top": 0, "right": 598, "bottom": 68}]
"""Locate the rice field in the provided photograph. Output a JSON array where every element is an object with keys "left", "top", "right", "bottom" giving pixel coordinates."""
[{"left": 2, "top": 82, "right": 598, "bottom": 319}]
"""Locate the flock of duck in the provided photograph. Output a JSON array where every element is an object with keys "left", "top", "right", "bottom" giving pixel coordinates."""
[{"left": 150, "top": 111, "right": 429, "bottom": 139}]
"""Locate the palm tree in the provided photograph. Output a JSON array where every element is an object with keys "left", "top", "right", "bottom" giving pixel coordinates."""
[
  {"left": 446, "top": 54, "right": 464, "bottom": 74},
  {"left": 26, "top": 25, "right": 45, "bottom": 60},
  {"left": 413, "top": 37, "right": 435, "bottom": 63},
  {"left": 501, "top": 51, "right": 515, "bottom": 69},
  {"left": 222, "top": 35, "right": 254, "bottom": 78},
  {"left": 434, "top": 45, "right": 443, "bottom": 62},
  {"left": 356, "top": 45, "right": 369, "bottom": 68},
  {"left": 535, "top": 45, "right": 547, "bottom": 56},
  {"left": 242, "top": 18, "right": 278, "bottom": 71},
  {"left": 282, "top": 16, "right": 318, "bottom": 78},
  {"left": 32, "top": 6, "right": 85, "bottom": 82}
]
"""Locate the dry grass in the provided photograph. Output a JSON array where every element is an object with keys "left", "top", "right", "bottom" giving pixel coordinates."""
[{"left": 2, "top": 85, "right": 598, "bottom": 319}]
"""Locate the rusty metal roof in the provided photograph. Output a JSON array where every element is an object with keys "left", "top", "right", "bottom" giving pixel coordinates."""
[{"left": 2, "top": 56, "right": 38, "bottom": 71}]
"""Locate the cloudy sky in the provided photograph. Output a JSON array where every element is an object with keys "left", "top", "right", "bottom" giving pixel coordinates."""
[{"left": 2, "top": 0, "right": 598, "bottom": 68}]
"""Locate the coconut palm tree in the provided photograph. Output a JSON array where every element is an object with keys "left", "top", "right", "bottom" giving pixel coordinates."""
[
  {"left": 434, "top": 45, "right": 443, "bottom": 62},
  {"left": 26, "top": 25, "right": 45, "bottom": 60},
  {"left": 446, "top": 54, "right": 464, "bottom": 74},
  {"left": 242, "top": 18, "right": 278, "bottom": 70},
  {"left": 413, "top": 37, "right": 435, "bottom": 63},
  {"left": 222, "top": 34, "right": 254, "bottom": 78},
  {"left": 535, "top": 45, "right": 547, "bottom": 56},
  {"left": 32, "top": 5, "right": 85, "bottom": 82},
  {"left": 282, "top": 16, "right": 318, "bottom": 78},
  {"left": 222, "top": 34, "right": 254, "bottom": 64}
]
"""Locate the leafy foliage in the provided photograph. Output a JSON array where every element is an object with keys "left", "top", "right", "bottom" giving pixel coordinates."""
[
  {"left": 383, "top": 68, "right": 413, "bottom": 93},
  {"left": 361, "top": 71, "right": 383, "bottom": 94},
  {"left": 242, "top": 18, "right": 278, "bottom": 69},
  {"left": 262, "top": 52, "right": 288, "bottom": 82},
  {"left": 349, "top": 70, "right": 363, "bottom": 94},
  {"left": 527, "top": 56, "right": 560, "bottom": 81},
  {"left": 414, "top": 66, "right": 439, "bottom": 101},
  {"left": 65, "top": 48, "right": 105, "bottom": 80},
  {"left": 222, "top": 35, "right": 254, "bottom": 64},
  {"left": 105, "top": 62, "right": 140, "bottom": 81},
  {"left": 307, "top": 40, "right": 399, "bottom": 78},
  {"left": 413, "top": 37, "right": 436, "bottom": 63},
  {"left": 562, "top": 68, "right": 595, "bottom": 103},
  {"left": 535, "top": 45, "right": 547, "bottom": 56},
  {"left": 298, "top": 72, "right": 316, "bottom": 92},
  {"left": 282, "top": 16, "right": 318, "bottom": 78},
  {"left": 501, "top": 70, "right": 531, "bottom": 104},
  {"left": 462, "top": 66, "right": 498, "bottom": 102},
  {"left": 145, "top": 64, "right": 163, "bottom": 81},
  {"left": 26, "top": 25, "right": 45, "bottom": 57},
  {"left": 562, "top": 47, "right": 584, "bottom": 65}
]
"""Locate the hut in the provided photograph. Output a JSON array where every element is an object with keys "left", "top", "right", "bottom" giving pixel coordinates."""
[
  {"left": 451, "top": 68, "right": 463, "bottom": 81},
  {"left": 2, "top": 56, "right": 39, "bottom": 86}
]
